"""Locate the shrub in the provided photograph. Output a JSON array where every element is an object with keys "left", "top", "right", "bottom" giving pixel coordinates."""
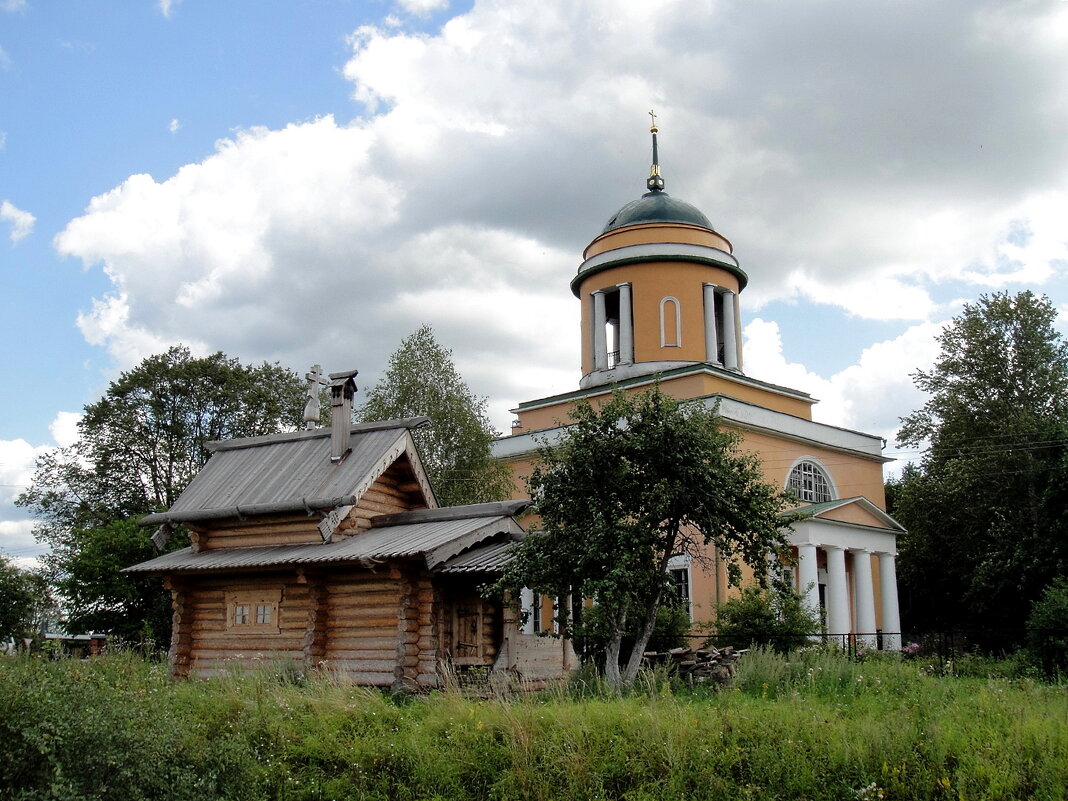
[
  {"left": 710, "top": 583, "right": 820, "bottom": 653},
  {"left": 1026, "top": 576, "right": 1068, "bottom": 678}
]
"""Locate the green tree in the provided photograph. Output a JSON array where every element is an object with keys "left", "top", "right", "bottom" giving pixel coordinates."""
[
  {"left": 1026, "top": 577, "right": 1068, "bottom": 677},
  {"left": 891, "top": 291, "right": 1068, "bottom": 641},
  {"left": 0, "top": 557, "right": 55, "bottom": 640},
  {"left": 496, "top": 389, "right": 792, "bottom": 686},
  {"left": 357, "top": 325, "right": 512, "bottom": 507},
  {"left": 18, "top": 345, "right": 307, "bottom": 642}
]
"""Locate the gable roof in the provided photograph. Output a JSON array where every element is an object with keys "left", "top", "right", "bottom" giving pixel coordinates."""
[
  {"left": 785, "top": 496, "right": 905, "bottom": 533},
  {"left": 125, "top": 501, "right": 529, "bottom": 575},
  {"left": 139, "top": 417, "right": 436, "bottom": 526}
]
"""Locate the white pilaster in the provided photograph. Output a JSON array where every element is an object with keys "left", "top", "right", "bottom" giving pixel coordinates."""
[
  {"left": 878, "top": 553, "right": 902, "bottom": 651},
  {"left": 703, "top": 283, "right": 721, "bottom": 365},
  {"left": 617, "top": 283, "right": 633, "bottom": 365},
  {"left": 592, "top": 290, "right": 608, "bottom": 371},
  {"left": 796, "top": 543, "right": 820, "bottom": 619},
  {"left": 852, "top": 550, "right": 878, "bottom": 649},
  {"left": 520, "top": 587, "right": 535, "bottom": 634},
  {"left": 824, "top": 545, "right": 851, "bottom": 641},
  {"left": 722, "top": 289, "right": 738, "bottom": 371}
]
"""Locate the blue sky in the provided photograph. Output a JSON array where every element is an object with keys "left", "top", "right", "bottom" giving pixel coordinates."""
[{"left": 3, "top": 0, "right": 1068, "bottom": 561}]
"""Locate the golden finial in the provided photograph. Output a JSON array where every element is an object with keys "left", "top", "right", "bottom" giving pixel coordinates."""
[{"left": 647, "top": 110, "right": 664, "bottom": 192}]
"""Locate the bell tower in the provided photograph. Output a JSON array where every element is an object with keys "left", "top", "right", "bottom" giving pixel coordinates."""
[{"left": 573, "top": 114, "right": 748, "bottom": 389}]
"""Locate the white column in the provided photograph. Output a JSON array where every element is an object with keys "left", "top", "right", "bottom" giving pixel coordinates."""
[
  {"left": 722, "top": 289, "right": 738, "bottom": 371},
  {"left": 852, "top": 550, "right": 878, "bottom": 649},
  {"left": 824, "top": 545, "right": 850, "bottom": 643},
  {"left": 592, "top": 291, "right": 608, "bottom": 371},
  {"left": 796, "top": 543, "right": 820, "bottom": 619},
  {"left": 617, "top": 283, "right": 633, "bottom": 365},
  {"left": 703, "top": 283, "right": 721, "bottom": 365},
  {"left": 878, "top": 553, "right": 902, "bottom": 651},
  {"left": 520, "top": 587, "right": 535, "bottom": 634}
]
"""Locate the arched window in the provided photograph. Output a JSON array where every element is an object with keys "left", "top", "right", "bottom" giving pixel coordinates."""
[
  {"left": 660, "top": 296, "right": 681, "bottom": 347},
  {"left": 787, "top": 460, "right": 834, "bottom": 503}
]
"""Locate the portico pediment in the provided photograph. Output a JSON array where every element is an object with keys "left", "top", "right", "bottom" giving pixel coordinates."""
[{"left": 787, "top": 496, "right": 904, "bottom": 534}]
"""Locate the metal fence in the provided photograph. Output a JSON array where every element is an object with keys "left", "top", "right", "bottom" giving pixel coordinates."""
[{"left": 699, "top": 627, "right": 1068, "bottom": 671}]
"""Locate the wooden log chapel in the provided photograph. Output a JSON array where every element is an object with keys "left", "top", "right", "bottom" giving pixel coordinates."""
[{"left": 125, "top": 368, "right": 574, "bottom": 689}]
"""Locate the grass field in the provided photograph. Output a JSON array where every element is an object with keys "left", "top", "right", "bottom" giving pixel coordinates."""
[{"left": 1, "top": 648, "right": 1065, "bottom": 800}]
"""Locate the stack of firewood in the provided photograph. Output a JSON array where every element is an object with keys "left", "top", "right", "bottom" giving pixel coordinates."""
[{"left": 642, "top": 645, "right": 747, "bottom": 686}]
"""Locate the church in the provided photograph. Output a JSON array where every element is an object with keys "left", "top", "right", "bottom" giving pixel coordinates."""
[
  {"left": 491, "top": 118, "right": 904, "bottom": 650},
  {"left": 126, "top": 120, "right": 903, "bottom": 687}
]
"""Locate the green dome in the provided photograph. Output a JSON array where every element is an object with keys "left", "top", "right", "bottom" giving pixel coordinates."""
[{"left": 602, "top": 191, "right": 713, "bottom": 233}]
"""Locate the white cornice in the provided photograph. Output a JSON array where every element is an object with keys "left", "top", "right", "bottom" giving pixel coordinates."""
[{"left": 492, "top": 393, "right": 886, "bottom": 462}]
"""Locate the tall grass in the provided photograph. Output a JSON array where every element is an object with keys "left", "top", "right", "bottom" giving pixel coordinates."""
[{"left": 1, "top": 649, "right": 1066, "bottom": 800}]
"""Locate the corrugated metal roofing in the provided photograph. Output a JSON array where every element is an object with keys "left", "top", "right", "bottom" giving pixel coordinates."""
[
  {"left": 125, "top": 515, "right": 524, "bottom": 574},
  {"left": 438, "top": 538, "right": 519, "bottom": 573},
  {"left": 140, "top": 420, "right": 433, "bottom": 525}
]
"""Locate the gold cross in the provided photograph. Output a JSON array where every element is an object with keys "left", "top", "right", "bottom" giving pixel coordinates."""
[{"left": 648, "top": 109, "right": 658, "bottom": 131}]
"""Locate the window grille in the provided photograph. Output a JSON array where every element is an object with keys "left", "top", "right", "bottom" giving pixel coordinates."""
[{"left": 787, "top": 460, "right": 834, "bottom": 503}]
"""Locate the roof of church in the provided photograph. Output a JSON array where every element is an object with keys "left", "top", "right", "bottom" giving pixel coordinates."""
[
  {"left": 602, "top": 190, "right": 714, "bottom": 233},
  {"left": 787, "top": 496, "right": 905, "bottom": 532},
  {"left": 602, "top": 113, "right": 715, "bottom": 234}
]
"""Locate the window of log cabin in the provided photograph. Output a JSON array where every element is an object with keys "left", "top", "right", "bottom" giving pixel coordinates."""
[{"left": 226, "top": 588, "right": 281, "bottom": 635}]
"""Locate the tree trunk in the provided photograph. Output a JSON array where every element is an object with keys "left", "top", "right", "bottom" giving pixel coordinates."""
[
  {"left": 620, "top": 583, "right": 666, "bottom": 684},
  {"left": 602, "top": 607, "right": 628, "bottom": 688},
  {"left": 620, "top": 534, "right": 678, "bottom": 685}
]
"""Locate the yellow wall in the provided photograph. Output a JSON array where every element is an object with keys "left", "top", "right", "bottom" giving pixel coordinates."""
[
  {"left": 735, "top": 428, "right": 887, "bottom": 508},
  {"left": 513, "top": 371, "right": 814, "bottom": 434},
  {"left": 506, "top": 396, "right": 884, "bottom": 511},
  {"left": 577, "top": 261, "right": 742, "bottom": 374}
]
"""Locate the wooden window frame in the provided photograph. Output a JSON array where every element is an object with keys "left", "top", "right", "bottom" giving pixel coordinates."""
[{"left": 225, "top": 588, "right": 282, "bottom": 635}]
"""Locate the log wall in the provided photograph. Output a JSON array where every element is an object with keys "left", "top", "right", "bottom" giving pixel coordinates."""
[
  {"left": 183, "top": 574, "right": 310, "bottom": 678},
  {"left": 335, "top": 461, "right": 430, "bottom": 538},
  {"left": 318, "top": 566, "right": 436, "bottom": 688},
  {"left": 192, "top": 514, "right": 324, "bottom": 550},
  {"left": 166, "top": 562, "right": 448, "bottom": 688}
]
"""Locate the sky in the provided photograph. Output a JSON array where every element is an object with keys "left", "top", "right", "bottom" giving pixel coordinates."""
[{"left": 2, "top": 0, "right": 1068, "bottom": 564}]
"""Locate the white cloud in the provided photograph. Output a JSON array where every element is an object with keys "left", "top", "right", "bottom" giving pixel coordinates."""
[
  {"left": 1, "top": 200, "right": 35, "bottom": 242},
  {"left": 396, "top": 0, "right": 447, "bottom": 17},
  {"left": 59, "top": 40, "right": 96, "bottom": 55},
  {"left": 0, "top": 520, "right": 36, "bottom": 554},
  {"left": 744, "top": 317, "right": 944, "bottom": 457},
  {"left": 0, "top": 131, "right": 7, "bottom": 150},
  {"left": 0, "top": 412, "right": 85, "bottom": 560},
  {"left": 158, "top": 0, "right": 180, "bottom": 20},
  {"left": 0, "top": 438, "right": 46, "bottom": 557},
  {"left": 0, "top": 0, "right": 27, "bottom": 12},
  {"left": 0, "top": 437, "right": 41, "bottom": 502},
  {"left": 51, "top": 0, "right": 1068, "bottom": 437},
  {"left": 169, "top": 118, "right": 180, "bottom": 134},
  {"left": 49, "top": 411, "right": 81, "bottom": 449},
  {"left": 0, "top": 45, "right": 12, "bottom": 71}
]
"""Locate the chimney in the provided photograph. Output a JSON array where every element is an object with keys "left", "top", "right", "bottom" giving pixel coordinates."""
[{"left": 328, "top": 369, "right": 359, "bottom": 462}]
